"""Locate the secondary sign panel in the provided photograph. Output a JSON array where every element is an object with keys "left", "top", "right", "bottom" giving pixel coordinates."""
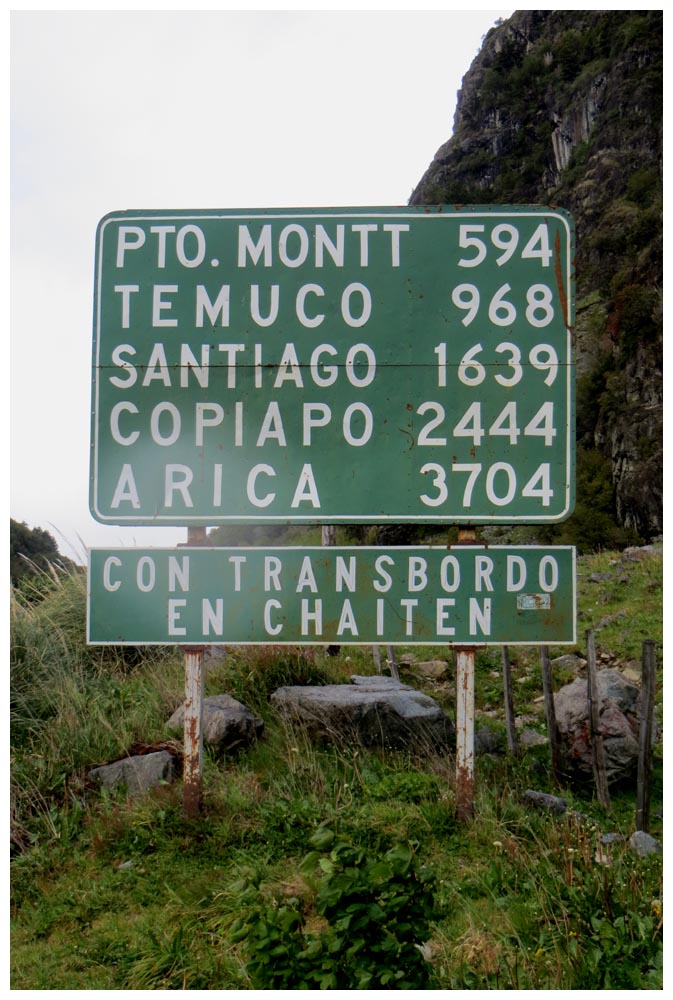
[
  {"left": 90, "top": 207, "right": 574, "bottom": 524},
  {"left": 87, "top": 545, "right": 576, "bottom": 646}
]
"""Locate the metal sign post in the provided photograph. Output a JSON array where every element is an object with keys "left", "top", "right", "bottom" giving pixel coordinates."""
[
  {"left": 88, "top": 203, "right": 576, "bottom": 824},
  {"left": 455, "top": 646, "right": 476, "bottom": 822},
  {"left": 454, "top": 527, "right": 476, "bottom": 820},
  {"left": 182, "top": 526, "right": 206, "bottom": 818},
  {"left": 182, "top": 644, "right": 204, "bottom": 818}
]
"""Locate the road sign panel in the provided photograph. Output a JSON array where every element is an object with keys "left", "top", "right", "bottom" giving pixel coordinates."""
[
  {"left": 90, "top": 207, "right": 574, "bottom": 524},
  {"left": 87, "top": 545, "right": 576, "bottom": 646}
]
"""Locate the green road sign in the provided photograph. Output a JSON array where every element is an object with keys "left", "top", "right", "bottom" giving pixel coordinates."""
[
  {"left": 87, "top": 545, "right": 576, "bottom": 646},
  {"left": 90, "top": 207, "right": 574, "bottom": 525}
]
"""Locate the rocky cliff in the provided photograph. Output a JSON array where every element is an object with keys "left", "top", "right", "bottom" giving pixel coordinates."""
[{"left": 410, "top": 10, "right": 662, "bottom": 545}]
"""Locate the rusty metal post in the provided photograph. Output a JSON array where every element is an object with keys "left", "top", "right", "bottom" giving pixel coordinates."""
[
  {"left": 456, "top": 646, "right": 475, "bottom": 821},
  {"left": 322, "top": 525, "right": 341, "bottom": 657},
  {"left": 454, "top": 527, "right": 476, "bottom": 821},
  {"left": 183, "top": 645, "right": 205, "bottom": 818},
  {"left": 183, "top": 527, "right": 208, "bottom": 818}
]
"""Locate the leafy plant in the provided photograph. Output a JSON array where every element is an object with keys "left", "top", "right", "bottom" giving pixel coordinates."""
[
  {"left": 572, "top": 911, "right": 663, "bottom": 988},
  {"left": 232, "top": 834, "right": 439, "bottom": 989}
]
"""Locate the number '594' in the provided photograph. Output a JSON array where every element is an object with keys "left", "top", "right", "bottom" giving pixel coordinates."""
[{"left": 457, "top": 223, "right": 552, "bottom": 268}]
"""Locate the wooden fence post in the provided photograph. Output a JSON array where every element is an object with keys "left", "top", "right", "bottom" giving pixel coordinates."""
[
  {"left": 636, "top": 639, "right": 656, "bottom": 831},
  {"left": 586, "top": 628, "right": 611, "bottom": 810},
  {"left": 540, "top": 645, "right": 562, "bottom": 784},
  {"left": 386, "top": 645, "right": 400, "bottom": 682},
  {"left": 501, "top": 645, "right": 518, "bottom": 757}
]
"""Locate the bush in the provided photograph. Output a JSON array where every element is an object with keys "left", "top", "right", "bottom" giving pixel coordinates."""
[{"left": 232, "top": 834, "right": 439, "bottom": 989}]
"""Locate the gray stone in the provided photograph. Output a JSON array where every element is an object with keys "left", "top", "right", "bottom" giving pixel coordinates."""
[
  {"left": 629, "top": 830, "right": 660, "bottom": 857},
  {"left": 203, "top": 645, "right": 227, "bottom": 664},
  {"left": 167, "top": 694, "right": 263, "bottom": 754},
  {"left": 271, "top": 678, "right": 454, "bottom": 750},
  {"left": 411, "top": 659, "right": 449, "bottom": 680},
  {"left": 89, "top": 750, "right": 178, "bottom": 795},
  {"left": 622, "top": 661, "right": 641, "bottom": 683},
  {"left": 554, "top": 668, "right": 648, "bottom": 782},
  {"left": 523, "top": 789, "right": 568, "bottom": 814},
  {"left": 519, "top": 728, "right": 548, "bottom": 747},
  {"left": 622, "top": 545, "right": 662, "bottom": 563},
  {"left": 551, "top": 653, "right": 587, "bottom": 672},
  {"left": 601, "top": 832, "right": 626, "bottom": 845},
  {"left": 475, "top": 727, "right": 505, "bottom": 754},
  {"left": 350, "top": 674, "right": 406, "bottom": 688}
]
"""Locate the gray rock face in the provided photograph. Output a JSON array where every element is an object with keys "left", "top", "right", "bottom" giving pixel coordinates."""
[
  {"left": 167, "top": 694, "right": 263, "bottom": 754},
  {"left": 271, "top": 676, "right": 454, "bottom": 750},
  {"left": 554, "top": 668, "right": 646, "bottom": 782},
  {"left": 89, "top": 750, "right": 178, "bottom": 794},
  {"left": 409, "top": 10, "right": 663, "bottom": 540}
]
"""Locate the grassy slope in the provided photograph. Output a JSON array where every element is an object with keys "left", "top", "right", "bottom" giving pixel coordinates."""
[{"left": 9, "top": 548, "right": 663, "bottom": 989}]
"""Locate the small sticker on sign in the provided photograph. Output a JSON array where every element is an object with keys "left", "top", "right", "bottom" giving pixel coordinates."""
[{"left": 517, "top": 594, "right": 552, "bottom": 610}]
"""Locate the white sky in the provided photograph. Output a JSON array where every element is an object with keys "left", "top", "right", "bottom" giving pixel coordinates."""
[{"left": 10, "top": 7, "right": 514, "bottom": 562}]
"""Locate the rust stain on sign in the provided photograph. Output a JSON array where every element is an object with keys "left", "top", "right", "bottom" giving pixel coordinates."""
[
  {"left": 554, "top": 228, "right": 570, "bottom": 327},
  {"left": 517, "top": 593, "right": 552, "bottom": 610}
]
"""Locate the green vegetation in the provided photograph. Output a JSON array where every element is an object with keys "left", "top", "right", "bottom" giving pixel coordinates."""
[
  {"left": 413, "top": 10, "right": 662, "bottom": 545},
  {"left": 10, "top": 519, "right": 76, "bottom": 588},
  {"left": 230, "top": 836, "right": 438, "bottom": 989},
  {"left": 10, "top": 548, "right": 662, "bottom": 988}
]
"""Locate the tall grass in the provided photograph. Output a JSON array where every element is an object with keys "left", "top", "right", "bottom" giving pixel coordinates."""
[
  {"left": 10, "top": 567, "right": 183, "bottom": 851},
  {"left": 10, "top": 550, "right": 664, "bottom": 989}
]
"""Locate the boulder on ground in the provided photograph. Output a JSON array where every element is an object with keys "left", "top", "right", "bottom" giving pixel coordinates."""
[
  {"left": 167, "top": 694, "right": 263, "bottom": 754},
  {"left": 519, "top": 728, "right": 548, "bottom": 747},
  {"left": 523, "top": 789, "right": 568, "bottom": 814},
  {"left": 629, "top": 830, "right": 660, "bottom": 857},
  {"left": 410, "top": 659, "right": 449, "bottom": 680},
  {"left": 553, "top": 668, "right": 651, "bottom": 783},
  {"left": 88, "top": 750, "right": 178, "bottom": 795},
  {"left": 551, "top": 653, "right": 587, "bottom": 673},
  {"left": 475, "top": 726, "right": 505, "bottom": 755},
  {"left": 271, "top": 676, "right": 454, "bottom": 750}
]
